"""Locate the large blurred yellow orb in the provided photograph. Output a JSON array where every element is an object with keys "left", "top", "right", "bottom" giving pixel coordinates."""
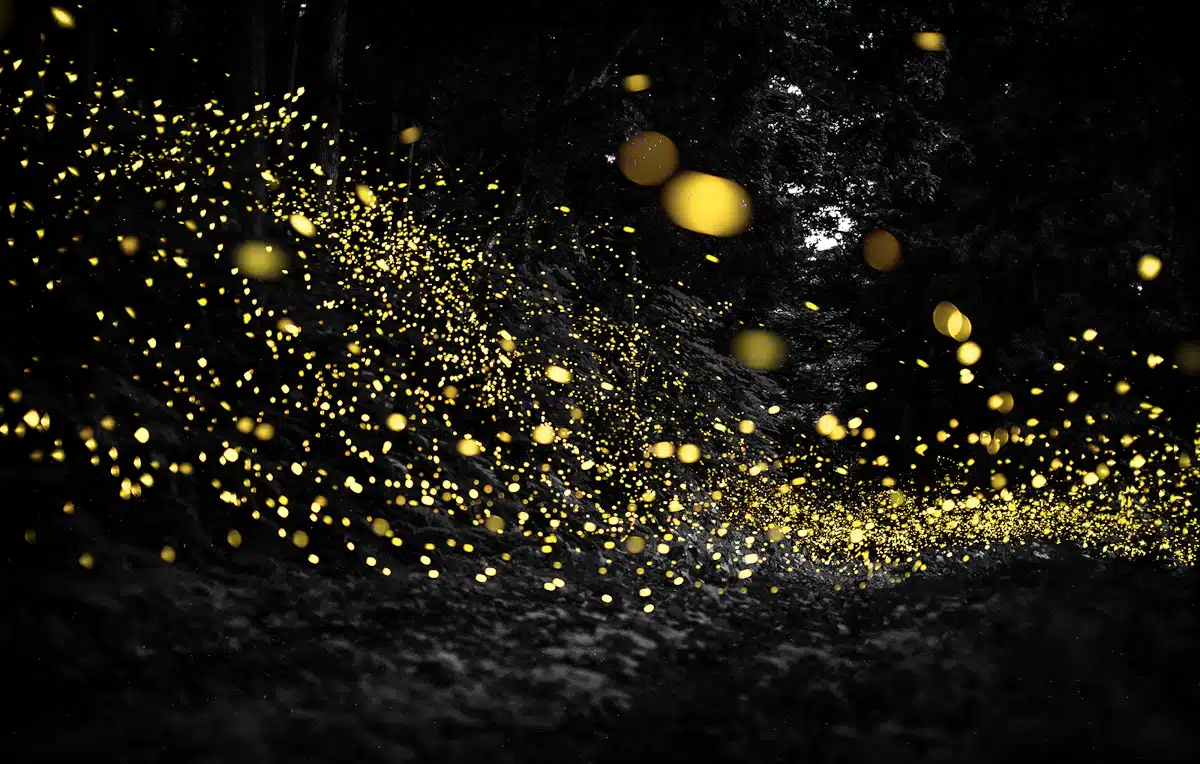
[
  {"left": 618, "top": 132, "right": 679, "bottom": 186},
  {"left": 932, "top": 301, "right": 960, "bottom": 337},
  {"left": 862, "top": 229, "right": 901, "bottom": 271},
  {"left": 947, "top": 311, "right": 972, "bottom": 342},
  {"left": 1137, "top": 254, "right": 1162, "bottom": 280},
  {"left": 622, "top": 74, "right": 652, "bottom": 92},
  {"left": 662, "top": 171, "right": 752, "bottom": 237},
  {"left": 1176, "top": 341, "right": 1200, "bottom": 375},
  {"left": 730, "top": 330, "right": 787, "bottom": 370},
  {"left": 957, "top": 341, "right": 982, "bottom": 366},
  {"left": 234, "top": 241, "right": 287, "bottom": 280},
  {"left": 913, "top": 32, "right": 945, "bottom": 51}
]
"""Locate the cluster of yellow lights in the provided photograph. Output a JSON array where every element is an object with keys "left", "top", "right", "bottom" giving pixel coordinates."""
[{"left": 3, "top": 22, "right": 1199, "bottom": 611}]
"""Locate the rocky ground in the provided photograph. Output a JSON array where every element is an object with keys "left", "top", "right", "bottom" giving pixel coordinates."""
[{"left": 9, "top": 541, "right": 1200, "bottom": 763}]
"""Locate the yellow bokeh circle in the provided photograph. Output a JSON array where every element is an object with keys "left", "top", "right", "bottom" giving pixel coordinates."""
[
  {"left": 662, "top": 171, "right": 752, "bottom": 237},
  {"left": 730, "top": 330, "right": 788, "bottom": 371},
  {"left": 913, "top": 32, "right": 945, "bottom": 51},
  {"left": 862, "top": 229, "right": 901, "bottom": 271},
  {"left": 234, "top": 241, "right": 287, "bottom": 280},
  {"left": 622, "top": 74, "right": 651, "bottom": 92},
  {"left": 618, "top": 132, "right": 679, "bottom": 187}
]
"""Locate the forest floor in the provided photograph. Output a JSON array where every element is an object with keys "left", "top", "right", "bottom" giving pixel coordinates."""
[{"left": 10, "top": 538, "right": 1200, "bottom": 763}]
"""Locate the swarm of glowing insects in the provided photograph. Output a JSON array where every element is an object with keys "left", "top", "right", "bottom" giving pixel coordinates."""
[{"left": 3, "top": 23, "right": 1198, "bottom": 613}]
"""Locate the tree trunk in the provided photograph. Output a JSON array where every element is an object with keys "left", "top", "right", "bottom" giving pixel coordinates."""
[{"left": 321, "top": 0, "right": 350, "bottom": 205}]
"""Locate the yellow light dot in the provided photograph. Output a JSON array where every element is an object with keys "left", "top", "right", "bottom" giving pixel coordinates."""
[
  {"left": 738, "top": 419, "right": 756, "bottom": 434},
  {"left": 532, "top": 424, "right": 556, "bottom": 444},
  {"left": 385, "top": 413, "right": 407, "bottom": 431},
  {"left": 816, "top": 414, "right": 839, "bottom": 436},
  {"left": 160, "top": 546, "right": 176, "bottom": 563},
  {"left": 227, "top": 530, "right": 243, "bottom": 547},
  {"left": 545, "top": 365, "right": 572, "bottom": 384},
  {"left": 119, "top": 235, "right": 140, "bottom": 255},
  {"left": 400, "top": 126, "right": 422, "bottom": 144},
  {"left": 662, "top": 171, "right": 752, "bottom": 237},
  {"left": 355, "top": 184, "right": 377, "bottom": 207},
  {"left": 485, "top": 515, "right": 505, "bottom": 532},
  {"left": 51, "top": 7, "right": 76, "bottom": 29},
  {"left": 652, "top": 441, "right": 675, "bottom": 458},
  {"left": 288, "top": 214, "right": 315, "bottom": 237},
  {"left": 133, "top": 427, "right": 150, "bottom": 443},
  {"left": 78, "top": 552, "right": 94, "bottom": 569},
  {"left": 456, "top": 438, "right": 483, "bottom": 456},
  {"left": 933, "top": 301, "right": 960, "bottom": 336},
  {"left": 293, "top": 530, "right": 309, "bottom": 548},
  {"left": 987, "top": 392, "right": 1014, "bottom": 413},
  {"left": 625, "top": 535, "right": 646, "bottom": 554},
  {"left": 947, "top": 311, "right": 972, "bottom": 342},
  {"left": 957, "top": 341, "right": 982, "bottom": 366},
  {"left": 1137, "top": 254, "right": 1162, "bottom": 280}
]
